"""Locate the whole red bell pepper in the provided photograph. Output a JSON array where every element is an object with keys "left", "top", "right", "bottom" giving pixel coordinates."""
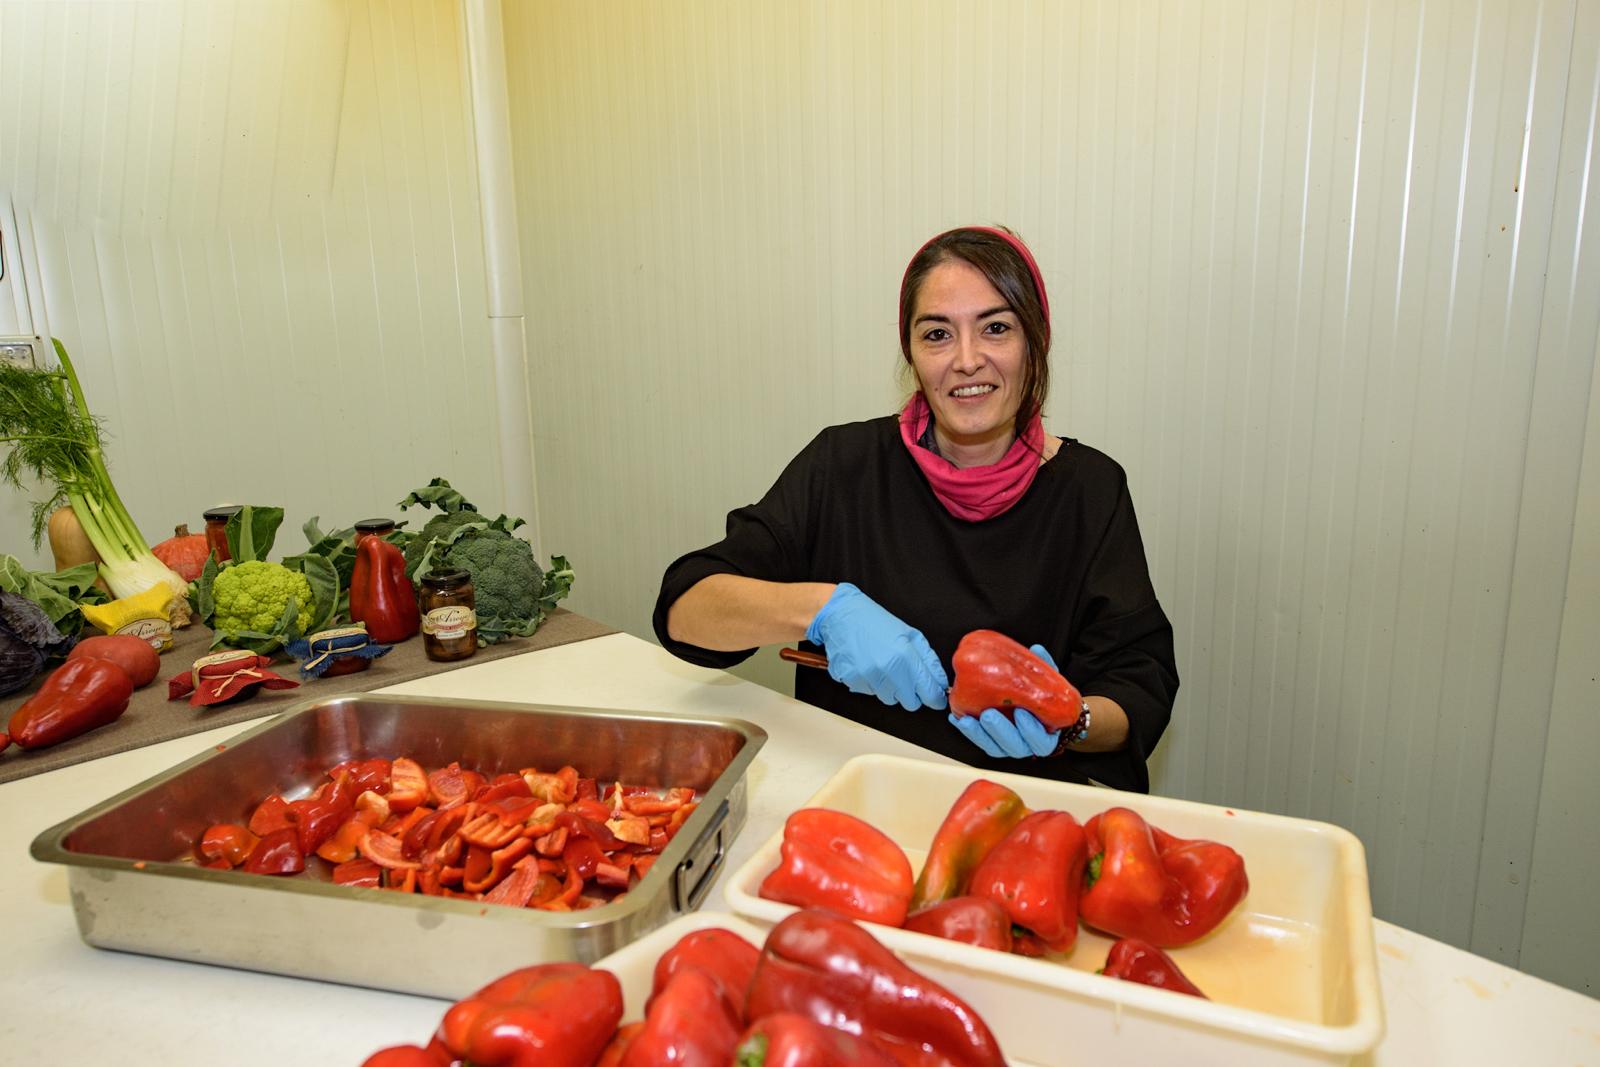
[
  {"left": 903, "top": 896, "right": 1014, "bottom": 953},
  {"left": 745, "top": 909, "right": 1006, "bottom": 1067},
  {"left": 350, "top": 536, "right": 420, "bottom": 644},
  {"left": 968, "top": 809, "right": 1087, "bottom": 953},
  {"left": 758, "top": 809, "right": 914, "bottom": 927},
  {"left": 910, "top": 780, "right": 1029, "bottom": 910},
  {"left": 648, "top": 927, "right": 762, "bottom": 1020},
  {"left": 596, "top": 1023, "right": 643, "bottom": 1067},
  {"left": 437, "top": 962, "right": 622, "bottom": 1067},
  {"left": 734, "top": 1013, "right": 899, "bottom": 1067},
  {"left": 1101, "top": 937, "right": 1208, "bottom": 998},
  {"left": 8, "top": 657, "right": 134, "bottom": 750},
  {"left": 946, "top": 630, "right": 1083, "bottom": 731},
  {"left": 359, "top": 1041, "right": 454, "bottom": 1067},
  {"left": 1079, "top": 807, "right": 1249, "bottom": 947},
  {"left": 620, "top": 967, "right": 743, "bottom": 1067}
]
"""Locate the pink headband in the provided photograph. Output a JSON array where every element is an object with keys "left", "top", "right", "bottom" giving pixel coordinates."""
[{"left": 898, "top": 226, "right": 1051, "bottom": 344}]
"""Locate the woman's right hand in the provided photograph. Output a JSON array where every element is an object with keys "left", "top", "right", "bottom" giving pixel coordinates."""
[{"left": 805, "top": 583, "right": 949, "bottom": 711}]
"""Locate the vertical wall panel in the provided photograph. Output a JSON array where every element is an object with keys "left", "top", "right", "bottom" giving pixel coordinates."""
[
  {"left": 503, "top": 0, "right": 1599, "bottom": 990},
  {"left": 0, "top": 0, "right": 500, "bottom": 565}
]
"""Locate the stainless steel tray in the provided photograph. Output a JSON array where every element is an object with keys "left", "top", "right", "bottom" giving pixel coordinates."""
[{"left": 31, "top": 694, "right": 767, "bottom": 999}]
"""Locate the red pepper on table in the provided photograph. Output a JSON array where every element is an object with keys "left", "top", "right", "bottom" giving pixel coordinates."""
[
  {"left": 619, "top": 967, "right": 743, "bottom": 1067},
  {"left": 0, "top": 731, "right": 11, "bottom": 755},
  {"left": 648, "top": 927, "right": 762, "bottom": 1020},
  {"left": 903, "top": 896, "right": 1015, "bottom": 953},
  {"left": 436, "top": 962, "right": 623, "bottom": 1067},
  {"left": 350, "top": 535, "right": 420, "bottom": 644},
  {"left": 909, "top": 779, "right": 1029, "bottom": 910},
  {"left": 946, "top": 629, "right": 1083, "bottom": 732},
  {"left": 758, "top": 808, "right": 914, "bottom": 927},
  {"left": 1079, "top": 807, "right": 1249, "bottom": 947},
  {"left": 745, "top": 909, "right": 1007, "bottom": 1067},
  {"left": 734, "top": 1013, "right": 900, "bottom": 1067},
  {"left": 359, "top": 1042, "right": 453, "bottom": 1067},
  {"left": 7, "top": 657, "right": 133, "bottom": 750},
  {"left": 1100, "top": 937, "right": 1208, "bottom": 998},
  {"left": 968, "top": 809, "right": 1088, "bottom": 953}
]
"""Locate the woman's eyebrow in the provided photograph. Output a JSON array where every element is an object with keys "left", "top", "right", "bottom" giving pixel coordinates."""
[{"left": 914, "top": 305, "right": 1014, "bottom": 327}]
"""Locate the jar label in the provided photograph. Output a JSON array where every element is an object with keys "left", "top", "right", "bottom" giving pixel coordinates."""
[
  {"left": 423, "top": 606, "right": 477, "bottom": 639},
  {"left": 115, "top": 617, "right": 173, "bottom": 650}
]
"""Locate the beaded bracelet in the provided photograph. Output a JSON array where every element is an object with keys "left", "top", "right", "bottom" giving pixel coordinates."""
[{"left": 1056, "top": 698, "right": 1093, "bottom": 751}]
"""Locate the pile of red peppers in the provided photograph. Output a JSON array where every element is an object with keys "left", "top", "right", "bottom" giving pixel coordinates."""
[
  {"left": 758, "top": 780, "right": 1250, "bottom": 1002},
  {"left": 360, "top": 910, "right": 1006, "bottom": 1067}
]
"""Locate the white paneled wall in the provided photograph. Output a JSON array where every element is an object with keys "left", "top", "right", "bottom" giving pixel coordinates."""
[
  {"left": 0, "top": 0, "right": 501, "bottom": 567},
  {"left": 504, "top": 0, "right": 1600, "bottom": 990}
]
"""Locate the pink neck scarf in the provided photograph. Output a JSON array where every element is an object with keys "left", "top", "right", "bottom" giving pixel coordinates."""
[{"left": 899, "top": 393, "right": 1046, "bottom": 521}]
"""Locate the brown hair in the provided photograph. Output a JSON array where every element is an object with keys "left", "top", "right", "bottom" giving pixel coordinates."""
[{"left": 898, "top": 227, "right": 1051, "bottom": 442}]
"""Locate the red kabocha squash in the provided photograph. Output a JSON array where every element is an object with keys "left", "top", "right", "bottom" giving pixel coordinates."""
[{"left": 151, "top": 524, "right": 212, "bottom": 582}]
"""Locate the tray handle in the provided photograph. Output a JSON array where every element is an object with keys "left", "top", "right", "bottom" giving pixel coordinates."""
[{"left": 672, "top": 798, "right": 729, "bottom": 911}]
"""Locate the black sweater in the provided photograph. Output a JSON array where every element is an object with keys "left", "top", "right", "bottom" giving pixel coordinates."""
[{"left": 653, "top": 416, "right": 1178, "bottom": 793}]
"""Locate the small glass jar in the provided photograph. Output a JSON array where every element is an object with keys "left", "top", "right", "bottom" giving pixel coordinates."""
[
  {"left": 202, "top": 506, "right": 242, "bottom": 562},
  {"left": 420, "top": 568, "right": 477, "bottom": 662},
  {"left": 354, "top": 517, "right": 396, "bottom": 545}
]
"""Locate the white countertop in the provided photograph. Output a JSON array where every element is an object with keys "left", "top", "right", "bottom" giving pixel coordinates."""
[{"left": 3, "top": 632, "right": 1596, "bottom": 1064}]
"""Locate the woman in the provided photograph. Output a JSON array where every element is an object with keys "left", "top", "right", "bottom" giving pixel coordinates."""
[{"left": 653, "top": 226, "right": 1177, "bottom": 792}]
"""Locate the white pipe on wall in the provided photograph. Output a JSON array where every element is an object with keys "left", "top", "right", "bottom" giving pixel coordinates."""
[{"left": 462, "top": 0, "right": 540, "bottom": 536}]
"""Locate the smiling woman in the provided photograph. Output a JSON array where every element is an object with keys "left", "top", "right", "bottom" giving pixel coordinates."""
[{"left": 654, "top": 227, "right": 1178, "bottom": 793}]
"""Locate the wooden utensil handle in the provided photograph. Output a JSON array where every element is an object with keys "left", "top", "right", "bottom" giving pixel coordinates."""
[{"left": 779, "top": 647, "right": 830, "bottom": 669}]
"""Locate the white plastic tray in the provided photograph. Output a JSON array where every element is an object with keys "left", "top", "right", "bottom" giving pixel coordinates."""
[
  {"left": 722, "top": 754, "right": 1384, "bottom": 1067},
  {"left": 590, "top": 910, "right": 1047, "bottom": 1067}
]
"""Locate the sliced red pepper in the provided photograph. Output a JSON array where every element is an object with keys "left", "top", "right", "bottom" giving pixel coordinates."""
[
  {"left": 575, "top": 777, "right": 599, "bottom": 802},
  {"left": 289, "top": 793, "right": 351, "bottom": 857},
  {"left": 404, "top": 805, "right": 470, "bottom": 859},
  {"left": 594, "top": 860, "right": 631, "bottom": 889},
  {"left": 903, "top": 896, "right": 1015, "bottom": 953},
  {"left": 195, "top": 823, "right": 259, "bottom": 868},
  {"left": 384, "top": 868, "right": 418, "bottom": 893},
  {"left": 909, "top": 779, "right": 1029, "bottom": 911},
  {"left": 461, "top": 810, "right": 523, "bottom": 850},
  {"left": 633, "top": 855, "right": 659, "bottom": 880},
  {"left": 746, "top": 909, "right": 1006, "bottom": 1067},
  {"left": 242, "top": 828, "right": 305, "bottom": 875},
  {"left": 388, "top": 757, "right": 430, "bottom": 813},
  {"left": 463, "top": 837, "right": 533, "bottom": 895},
  {"left": 1079, "top": 807, "right": 1249, "bottom": 947},
  {"left": 361, "top": 829, "right": 422, "bottom": 870},
  {"left": 555, "top": 809, "right": 620, "bottom": 850},
  {"left": 606, "top": 814, "right": 651, "bottom": 846},
  {"left": 534, "top": 826, "right": 570, "bottom": 857},
  {"left": 1101, "top": 937, "right": 1208, "bottom": 998},
  {"left": 619, "top": 967, "right": 742, "bottom": 1067},
  {"left": 332, "top": 857, "right": 383, "bottom": 888},
  {"left": 437, "top": 962, "right": 623, "bottom": 1067},
  {"left": 969, "top": 809, "right": 1087, "bottom": 953},
  {"left": 536, "top": 858, "right": 585, "bottom": 911},
  {"left": 476, "top": 773, "right": 534, "bottom": 804},
  {"left": 734, "top": 1013, "right": 899, "bottom": 1067},
  {"left": 482, "top": 857, "right": 545, "bottom": 908},
  {"left": 329, "top": 756, "right": 393, "bottom": 796},
  {"left": 758, "top": 809, "right": 914, "bottom": 928},
  {"left": 562, "top": 836, "right": 606, "bottom": 881},
  {"left": 568, "top": 797, "right": 613, "bottom": 824},
  {"left": 247, "top": 794, "right": 294, "bottom": 837},
  {"left": 316, "top": 816, "right": 371, "bottom": 864},
  {"left": 647, "top": 927, "right": 761, "bottom": 1021},
  {"left": 521, "top": 765, "right": 578, "bottom": 804},
  {"left": 428, "top": 762, "right": 479, "bottom": 809}
]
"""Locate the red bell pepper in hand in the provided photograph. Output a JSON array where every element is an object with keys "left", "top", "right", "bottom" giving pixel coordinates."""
[
  {"left": 437, "top": 962, "right": 622, "bottom": 1067},
  {"left": 758, "top": 809, "right": 914, "bottom": 927},
  {"left": 903, "top": 896, "right": 1014, "bottom": 953},
  {"left": 350, "top": 536, "right": 420, "bottom": 644},
  {"left": 1101, "top": 937, "right": 1208, "bottom": 998},
  {"left": 648, "top": 927, "right": 762, "bottom": 1020},
  {"left": 7, "top": 657, "right": 134, "bottom": 750},
  {"left": 734, "top": 1013, "right": 899, "bottom": 1067},
  {"left": 968, "top": 810, "right": 1087, "bottom": 953},
  {"left": 745, "top": 909, "right": 1007, "bottom": 1067},
  {"left": 619, "top": 967, "right": 743, "bottom": 1067},
  {"left": 910, "top": 780, "right": 1029, "bottom": 910},
  {"left": 946, "top": 630, "right": 1083, "bottom": 731},
  {"left": 1080, "top": 807, "right": 1248, "bottom": 947}
]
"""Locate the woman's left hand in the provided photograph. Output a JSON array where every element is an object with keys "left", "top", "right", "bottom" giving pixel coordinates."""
[{"left": 948, "top": 643, "right": 1062, "bottom": 758}]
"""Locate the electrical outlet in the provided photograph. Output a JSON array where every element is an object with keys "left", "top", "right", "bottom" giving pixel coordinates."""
[{"left": 0, "top": 336, "right": 42, "bottom": 368}]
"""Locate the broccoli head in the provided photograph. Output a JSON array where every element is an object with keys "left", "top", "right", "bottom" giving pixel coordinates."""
[
  {"left": 439, "top": 530, "right": 543, "bottom": 627},
  {"left": 403, "top": 510, "right": 485, "bottom": 577},
  {"left": 213, "top": 561, "right": 315, "bottom": 634}
]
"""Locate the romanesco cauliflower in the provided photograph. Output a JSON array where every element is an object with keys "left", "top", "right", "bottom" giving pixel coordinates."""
[{"left": 213, "top": 560, "right": 315, "bottom": 634}]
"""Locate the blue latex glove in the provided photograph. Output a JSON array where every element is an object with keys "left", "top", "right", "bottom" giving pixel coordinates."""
[
  {"left": 805, "top": 582, "right": 949, "bottom": 711},
  {"left": 949, "top": 643, "right": 1063, "bottom": 758}
]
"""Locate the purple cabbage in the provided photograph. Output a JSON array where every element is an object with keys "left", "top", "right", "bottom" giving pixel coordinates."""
[{"left": 0, "top": 590, "right": 74, "bottom": 696}]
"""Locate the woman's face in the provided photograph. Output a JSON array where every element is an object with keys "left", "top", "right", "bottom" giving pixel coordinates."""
[{"left": 908, "top": 257, "right": 1027, "bottom": 466}]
